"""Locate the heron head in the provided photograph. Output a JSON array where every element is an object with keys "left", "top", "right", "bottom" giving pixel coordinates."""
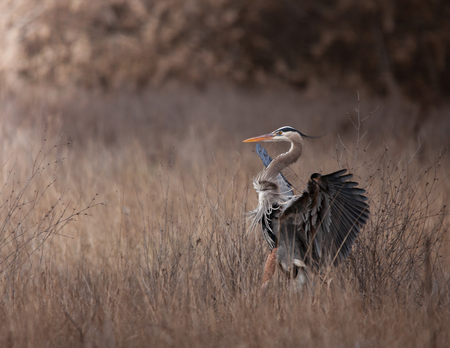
[{"left": 243, "top": 126, "right": 305, "bottom": 143}]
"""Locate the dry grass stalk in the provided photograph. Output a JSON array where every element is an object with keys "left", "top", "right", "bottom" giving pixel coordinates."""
[{"left": 0, "top": 87, "right": 449, "bottom": 347}]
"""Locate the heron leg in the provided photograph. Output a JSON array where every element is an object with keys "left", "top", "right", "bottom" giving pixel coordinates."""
[
  {"left": 291, "top": 259, "right": 308, "bottom": 293},
  {"left": 262, "top": 248, "right": 278, "bottom": 291}
]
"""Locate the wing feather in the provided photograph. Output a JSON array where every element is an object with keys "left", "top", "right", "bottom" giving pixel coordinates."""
[{"left": 278, "top": 169, "right": 369, "bottom": 268}]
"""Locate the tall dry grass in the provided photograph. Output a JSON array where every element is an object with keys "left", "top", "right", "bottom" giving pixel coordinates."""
[{"left": 0, "top": 84, "right": 449, "bottom": 347}]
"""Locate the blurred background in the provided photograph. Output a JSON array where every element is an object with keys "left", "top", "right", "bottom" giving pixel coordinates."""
[
  {"left": 2, "top": 0, "right": 450, "bottom": 99},
  {"left": 0, "top": 0, "right": 449, "bottom": 155},
  {"left": 1, "top": 2, "right": 450, "bottom": 345}
]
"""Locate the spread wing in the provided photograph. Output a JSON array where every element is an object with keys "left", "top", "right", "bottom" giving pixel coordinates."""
[
  {"left": 255, "top": 144, "right": 294, "bottom": 198},
  {"left": 277, "top": 169, "right": 369, "bottom": 268}
]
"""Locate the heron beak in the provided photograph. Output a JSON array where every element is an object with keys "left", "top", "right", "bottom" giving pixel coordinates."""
[{"left": 242, "top": 133, "right": 275, "bottom": 143}]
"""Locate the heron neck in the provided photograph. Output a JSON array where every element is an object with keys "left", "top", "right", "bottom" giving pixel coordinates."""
[{"left": 264, "top": 138, "right": 303, "bottom": 180}]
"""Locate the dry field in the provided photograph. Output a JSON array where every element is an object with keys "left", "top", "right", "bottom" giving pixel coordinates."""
[{"left": 0, "top": 81, "right": 448, "bottom": 347}]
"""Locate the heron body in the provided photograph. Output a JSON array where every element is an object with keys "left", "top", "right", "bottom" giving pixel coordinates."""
[{"left": 243, "top": 126, "right": 369, "bottom": 291}]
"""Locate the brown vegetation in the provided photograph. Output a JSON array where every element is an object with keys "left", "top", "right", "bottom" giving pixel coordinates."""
[
  {"left": 0, "top": 83, "right": 449, "bottom": 347},
  {"left": 1, "top": 0, "right": 450, "bottom": 103},
  {"left": 1, "top": 0, "right": 450, "bottom": 346}
]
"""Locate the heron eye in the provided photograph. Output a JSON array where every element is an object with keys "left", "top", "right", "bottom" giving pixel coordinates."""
[{"left": 277, "top": 131, "right": 282, "bottom": 135}]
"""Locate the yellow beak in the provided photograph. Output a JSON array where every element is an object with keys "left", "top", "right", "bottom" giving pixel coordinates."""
[{"left": 242, "top": 133, "right": 275, "bottom": 143}]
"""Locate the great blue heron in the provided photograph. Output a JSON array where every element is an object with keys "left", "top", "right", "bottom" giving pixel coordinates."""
[{"left": 243, "top": 126, "right": 369, "bottom": 291}]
